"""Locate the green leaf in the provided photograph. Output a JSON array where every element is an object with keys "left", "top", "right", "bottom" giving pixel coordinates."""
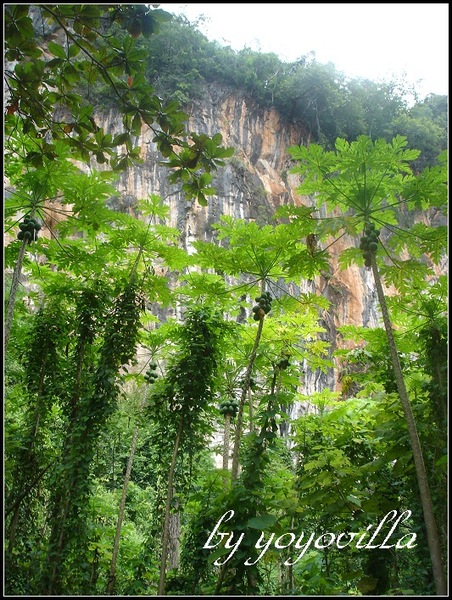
[
  {"left": 247, "top": 514, "right": 277, "bottom": 530},
  {"left": 48, "top": 41, "right": 67, "bottom": 59},
  {"left": 68, "top": 43, "right": 81, "bottom": 58},
  {"left": 346, "top": 495, "right": 362, "bottom": 508},
  {"left": 113, "top": 132, "right": 132, "bottom": 146},
  {"left": 338, "top": 247, "right": 363, "bottom": 270},
  {"left": 196, "top": 192, "right": 208, "bottom": 207},
  {"left": 132, "top": 113, "right": 142, "bottom": 136},
  {"left": 435, "top": 455, "right": 447, "bottom": 467},
  {"left": 207, "top": 545, "right": 233, "bottom": 565}
]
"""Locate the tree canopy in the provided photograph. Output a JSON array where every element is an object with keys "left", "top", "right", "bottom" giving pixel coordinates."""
[{"left": 5, "top": 5, "right": 233, "bottom": 197}]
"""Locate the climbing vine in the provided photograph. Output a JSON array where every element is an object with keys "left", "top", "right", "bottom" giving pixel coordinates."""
[{"left": 39, "top": 279, "right": 143, "bottom": 594}]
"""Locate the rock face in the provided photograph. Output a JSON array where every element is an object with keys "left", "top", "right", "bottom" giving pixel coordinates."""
[{"left": 99, "top": 84, "right": 381, "bottom": 396}]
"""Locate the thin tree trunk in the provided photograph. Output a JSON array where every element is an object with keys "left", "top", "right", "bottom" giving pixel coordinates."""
[
  {"left": 69, "top": 337, "right": 87, "bottom": 421},
  {"left": 231, "top": 317, "right": 264, "bottom": 480},
  {"left": 371, "top": 257, "right": 446, "bottom": 595},
  {"left": 6, "top": 504, "right": 21, "bottom": 559},
  {"left": 222, "top": 413, "right": 231, "bottom": 472},
  {"left": 46, "top": 492, "right": 71, "bottom": 594},
  {"left": 216, "top": 367, "right": 279, "bottom": 595},
  {"left": 90, "top": 546, "right": 100, "bottom": 588},
  {"left": 222, "top": 412, "right": 231, "bottom": 490},
  {"left": 158, "top": 416, "right": 184, "bottom": 595},
  {"left": 168, "top": 511, "right": 181, "bottom": 570},
  {"left": 45, "top": 334, "right": 89, "bottom": 594},
  {"left": 4, "top": 237, "right": 27, "bottom": 351},
  {"left": 106, "top": 424, "right": 140, "bottom": 594},
  {"left": 248, "top": 386, "right": 256, "bottom": 432},
  {"left": 6, "top": 463, "right": 51, "bottom": 519}
]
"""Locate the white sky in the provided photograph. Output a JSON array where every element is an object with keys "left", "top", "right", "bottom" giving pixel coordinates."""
[{"left": 160, "top": 3, "right": 449, "bottom": 100}]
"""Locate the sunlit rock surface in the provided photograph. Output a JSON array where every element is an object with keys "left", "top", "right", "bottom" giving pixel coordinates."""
[{"left": 96, "top": 85, "right": 381, "bottom": 401}]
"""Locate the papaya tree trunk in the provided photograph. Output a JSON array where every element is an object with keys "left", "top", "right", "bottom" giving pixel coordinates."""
[
  {"left": 222, "top": 412, "right": 231, "bottom": 472},
  {"left": 216, "top": 367, "right": 279, "bottom": 594},
  {"left": 371, "top": 257, "right": 446, "bottom": 595},
  {"left": 4, "top": 237, "right": 28, "bottom": 352},
  {"left": 248, "top": 386, "right": 256, "bottom": 433},
  {"left": 106, "top": 424, "right": 141, "bottom": 594},
  {"left": 168, "top": 511, "right": 181, "bottom": 570},
  {"left": 222, "top": 412, "right": 231, "bottom": 490},
  {"left": 231, "top": 316, "right": 264, "bottom": 480},
  {"left": 158, "top": 415, "right": 184, "bottom": 595}
]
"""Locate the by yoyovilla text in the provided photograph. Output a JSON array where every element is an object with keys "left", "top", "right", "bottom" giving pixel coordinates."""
[{"left": 203, "top": 509, "right": 417, "bottom": 566}]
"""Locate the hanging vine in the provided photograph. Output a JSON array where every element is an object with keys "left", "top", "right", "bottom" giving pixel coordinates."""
[
  {"left": 5, "top": 300, "right": 69, "bottom": 594},
  {"left": 142, "top": 306, "right": 227, "bottom": 595},
  {"left": 41, "top": 279, "right": 144, "bottom": 595}
]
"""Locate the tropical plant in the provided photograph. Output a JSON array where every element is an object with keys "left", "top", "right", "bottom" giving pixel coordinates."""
[
  {"left": 139, "top": 305, "right": 229, "bottom": 594},
  {"left": 4, "top": 4, "right": 233, "bottom": 350},
  {"left": 4, "top": 5, "right": 232, "bottom": 179},
  {"left": 286, "top": 135, "right": 447, "bottom": 594}
]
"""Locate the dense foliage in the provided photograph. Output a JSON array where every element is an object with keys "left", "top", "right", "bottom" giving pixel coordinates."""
[{"left": 4, "top": 4, "right": 448, "bottom": 597}]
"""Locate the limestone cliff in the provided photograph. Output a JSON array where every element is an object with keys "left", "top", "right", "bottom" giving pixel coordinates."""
[{"left": 96, "top": 84, "right": 381, "bottom": 397}]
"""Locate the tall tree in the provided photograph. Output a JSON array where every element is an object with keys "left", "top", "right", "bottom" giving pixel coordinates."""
[
  {"left": 287, "top": 135, "right": 447, "bottom": 594},
  {"left": 142, "top": 306, "right": 228, "bottom": 595}
]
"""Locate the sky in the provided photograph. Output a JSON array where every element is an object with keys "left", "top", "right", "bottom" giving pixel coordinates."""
[{"left": 159, "top": 3, "right": 448, "bottom": 101}]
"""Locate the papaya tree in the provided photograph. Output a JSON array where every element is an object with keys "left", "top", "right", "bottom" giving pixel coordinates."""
[
  {"left": 332, "top": 281, "right": 448, "bottom": 594},
  {"left": 286, "top": 135, "right": 447, "bottom": 594},
  {"left": 4, "top": 180, "right": 194, "bottom": 594},
  {"left": 139, "top": 305, "right": 228, "bottom": 595},
  {"left": 192, "top": 216, "right": 330, "bottom": 480}
]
